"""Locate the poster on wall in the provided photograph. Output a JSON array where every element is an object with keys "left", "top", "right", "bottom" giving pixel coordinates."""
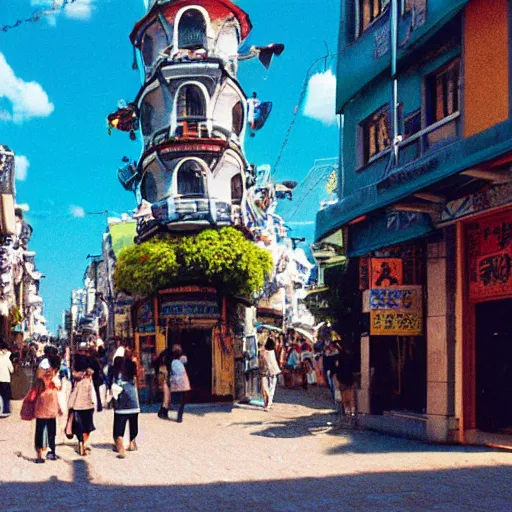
[
  {"left": 137, "top": 301, "right": 155, "bottom": 333},
  {"left": 469, "top": 212, "right": 512, "bottom": 301},
  {"left": 371, "top": 258, "right": 403, "bottom": 288},
  {"left": 370, "top": 286, "right": 423, "bottom": 336}
]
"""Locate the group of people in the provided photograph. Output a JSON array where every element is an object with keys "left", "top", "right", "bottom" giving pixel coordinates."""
[
  {"left": 257, "top": 327, "right": 358, "bottom": 418},
  {"left": 16, "top": 339, "right": 142, "bottom": 463}
]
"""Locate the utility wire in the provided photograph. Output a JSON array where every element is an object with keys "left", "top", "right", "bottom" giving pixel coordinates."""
[{"left": 272, "top": 53, "right": 339, "bottom": 176}]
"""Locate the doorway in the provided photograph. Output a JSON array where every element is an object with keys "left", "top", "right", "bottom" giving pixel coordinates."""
[
  {"left": 167, "top": 328, "right": 212, "bottom": 403},
  {"left": 476, "top": 299, "right": 512, "bottom": 432}
]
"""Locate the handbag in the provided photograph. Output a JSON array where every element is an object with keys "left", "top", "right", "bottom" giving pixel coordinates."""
[
  {"left": 65, "top": 409, "right": 74, "bottom": 439},
  {"left": 20, "top": 388, "right": 38, "bottom": 421}
]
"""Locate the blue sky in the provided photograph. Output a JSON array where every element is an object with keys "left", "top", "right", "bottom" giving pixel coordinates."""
[{"left": 0, "top": 0, "right": 339, "bottom": 331}]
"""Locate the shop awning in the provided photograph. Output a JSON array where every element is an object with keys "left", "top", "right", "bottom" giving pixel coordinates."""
[{"left": 316, "top": 119, "right": 512, "bottom": 242}]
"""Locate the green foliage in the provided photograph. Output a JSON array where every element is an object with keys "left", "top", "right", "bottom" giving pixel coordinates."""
[
  {"left": 114, "top": 239, "right": 179, "bottom": 297},
  {"left": 114, "top": 227, "right": 273, "bottom": 298}
]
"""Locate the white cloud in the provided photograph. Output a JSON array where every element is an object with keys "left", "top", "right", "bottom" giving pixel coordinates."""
[
  {"left": 70, "top": 205, "right": 86, "bottom": 218},
  {"left": 16, "top": 203, "right": 30, "bottom": 212},
  {"left": 65, "top": 0, "right": 95, "bottom": 20},
  {"left": 303, "top": 70, "right": 337, "bottom": 125},
  {"left": 30, "top": 0, "right": 95, "bottom": 23},
  {"left": 0, "top": 53, "right": 54, "bottom": 123},
  {"left": 14, "top": 155, "right": 30, "bottom": 181}
]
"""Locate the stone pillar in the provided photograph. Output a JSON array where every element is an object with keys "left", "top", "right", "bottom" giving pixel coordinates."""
[
  {"left": 426, "top": 228, "right": 457, "bottom": 442},
  {"left": 358, "top": 334, "right": 371, "bottom": 414}
]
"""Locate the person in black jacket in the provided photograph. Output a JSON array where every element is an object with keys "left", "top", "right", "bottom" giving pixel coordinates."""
[{"left": 336, "top": 347, "right": 357, "bottom": 417}]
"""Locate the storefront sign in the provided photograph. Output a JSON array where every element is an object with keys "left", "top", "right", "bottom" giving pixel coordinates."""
[
  {"left": 160, "top": 301, "right": 219, "bottom": 318},
  {"left": 441, "top": 183, "right": 512, "bottom": 225},
  {"left": 369, "top": 286, "right": 422, "bottom": 311},
  {"left": 469, "top": 211, "right": 512, "bottom": 300},
  {"left": 369, "top": 286, "right": 423, "bottom": 336},
  {"left": 371, "top": 258, "right": 403, "bottom": 288},
  {"left": 370, "top": 311, "right": 423, "bottom": 336},
  {"left": 136, "top": 301, "right": 155, "bottom": 333}
]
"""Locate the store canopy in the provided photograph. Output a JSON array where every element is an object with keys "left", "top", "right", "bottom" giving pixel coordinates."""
[{"left": 316, "top": 118, "right": 512, "bottom": 242}]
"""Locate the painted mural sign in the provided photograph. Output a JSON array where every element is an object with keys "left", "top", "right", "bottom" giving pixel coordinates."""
[
  {"left": 440, "top": 183, "right": 512, "bottom": 225},
  {"left": 369, "top": 286, "right": 423, "bottom": 336},
  {"left": 136, "top": 301, "right": 155, "bottom": 333},
  {"left": 371, "top": 258, "right": 403, "bottom": 288},
  {"left": 370, "top": 311, "right": 423, "bottom": 336},
  {"left": 469, "top": 211, "right": 512, "bottom": 300}
]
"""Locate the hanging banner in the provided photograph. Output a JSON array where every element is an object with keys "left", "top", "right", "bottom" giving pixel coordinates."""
[
  {"left": 371, "top": 258, "right": 403, "bottom": 288},
  {"left": 468, "top": 211, "right": 512, "bottom": 300},
  {"left": 359, "top": 257, "right": 370, "bottom": 290},
  {"left": 136, "top": 301, "right": 155, "bottom": 333}
]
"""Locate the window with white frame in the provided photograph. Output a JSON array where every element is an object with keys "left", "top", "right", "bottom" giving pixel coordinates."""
[
  {"left": 176, "top": 84, "right": 207, "bottom": 120},
  {"left": 178, "top": 9, "right": 207, "bottom": 50},
  {"left": 177, "top": 160, "right": 207, "bottom": 196}
]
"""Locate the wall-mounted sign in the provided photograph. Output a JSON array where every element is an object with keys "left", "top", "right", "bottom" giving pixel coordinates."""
[
  {"left": 468, "top": 211, "right": 512, "bottom": 300},
  {"left": 136, "top": 301, "right": 155, "bottom": 333},
  {"left": 369, "top": 286, "right": 422, "bottom": 311},
  {"left": 369, "top": 286, "right": 423, "bottom": 336},
  {"left": 371, "top": 258, "right": 403, "bottom": 288},
  {"left": 160, "top": 301, "right": 220, "bottom": 318},
  {"left": 370, "top": 311, "right": 423, "bottom": 336}
]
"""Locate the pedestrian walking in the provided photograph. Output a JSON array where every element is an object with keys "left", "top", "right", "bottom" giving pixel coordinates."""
[
  {"left": 111, "top": 353, "right": 140, "bottom": 458},
  {"left": 259, "top": 338, "right": 281, "bottom": 411},
  {"left": 336, "top": 347, "right": 358, "bottom": 419},
  {"left": 68, "top": 343, "right": 96, "bottom": 456},
  {"left": 88, "top": 347, "right": 104, "bottom": 412},
  {"left": 169, "top": 345, "right": 190, "bottom": 423},
  {"left": 33, "top": 358, "right": 63, "bottom": 463},
  {"left": 323, "top": 340, "right": 341, "bottom": 405},
  {"left": 0, "top": 338, "right": 13, "bottom": 417},
  {"left": 156, "top": 348, "right": 171, "bottom": 419}
]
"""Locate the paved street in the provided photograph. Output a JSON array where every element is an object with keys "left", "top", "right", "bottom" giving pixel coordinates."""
[{"left": 1, "top": 387, "right": 512, "bottom": 511}]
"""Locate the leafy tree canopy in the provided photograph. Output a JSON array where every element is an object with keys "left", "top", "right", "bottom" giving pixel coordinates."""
[{"left": 114, "top": 227, "right": 273, "bottom": 298}]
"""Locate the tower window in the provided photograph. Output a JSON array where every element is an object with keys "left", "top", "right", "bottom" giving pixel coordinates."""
[
  {"left": 177, "top": 160, "right": 206, "bottom": 196},
  {"left": 177, "top": 84, "right": 206, "bottom": 120},
  {"left": 178, "top": 9, "right": 207, "bottom": 50},
  {"left": 232, "top": 101, "right": 244, "bottom": 136},
  {"left": 231, "top": 174, "right": 243, "bottom": 203}
]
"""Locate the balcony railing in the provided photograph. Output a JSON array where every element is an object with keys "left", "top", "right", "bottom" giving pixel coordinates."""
[{"left": 397, "top": 112, "right": 460, "bottom": 168}]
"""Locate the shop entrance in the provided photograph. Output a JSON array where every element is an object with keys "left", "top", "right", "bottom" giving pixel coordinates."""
[
  {"left": 476, "top": 299, "right": 512, "bottom": 432},
  {"left": 167, "top": 328, "right": 212, "bottom": 403}
]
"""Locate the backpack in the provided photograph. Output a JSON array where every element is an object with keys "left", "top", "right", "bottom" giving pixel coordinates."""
[{"left": 20, "top": 387, "right": 38, "bottom": 421}]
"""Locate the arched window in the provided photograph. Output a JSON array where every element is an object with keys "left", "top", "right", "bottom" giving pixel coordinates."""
[
  {"left": 232, "top": 101, "right": 244, "bottom": 136},
  {"left": 141, "top": 34, "right": 154, "bottom": 67},
  {"left": 177, "top": 160, "right": 206, "bottom": 196},
  {"left": 141, "top": 160, "right": 172, "bottom": 203},
  {"left": 177, "top": 84, "right": 206, "bottom": 120},
  {"left": 178, "top": 9, "right": 207, "bottom": 50},
  {"left": 231, "top": 174, "right": 243, "bottom": 203}
]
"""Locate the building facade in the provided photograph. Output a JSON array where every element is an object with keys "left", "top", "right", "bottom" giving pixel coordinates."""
[{"left": 317, "top": 0, "right": 512, "bottom": 445}]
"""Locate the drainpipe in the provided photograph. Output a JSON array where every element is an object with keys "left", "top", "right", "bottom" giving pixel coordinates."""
[{"left": 391, "top": 0, "right": 401, "bottom": 164}]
